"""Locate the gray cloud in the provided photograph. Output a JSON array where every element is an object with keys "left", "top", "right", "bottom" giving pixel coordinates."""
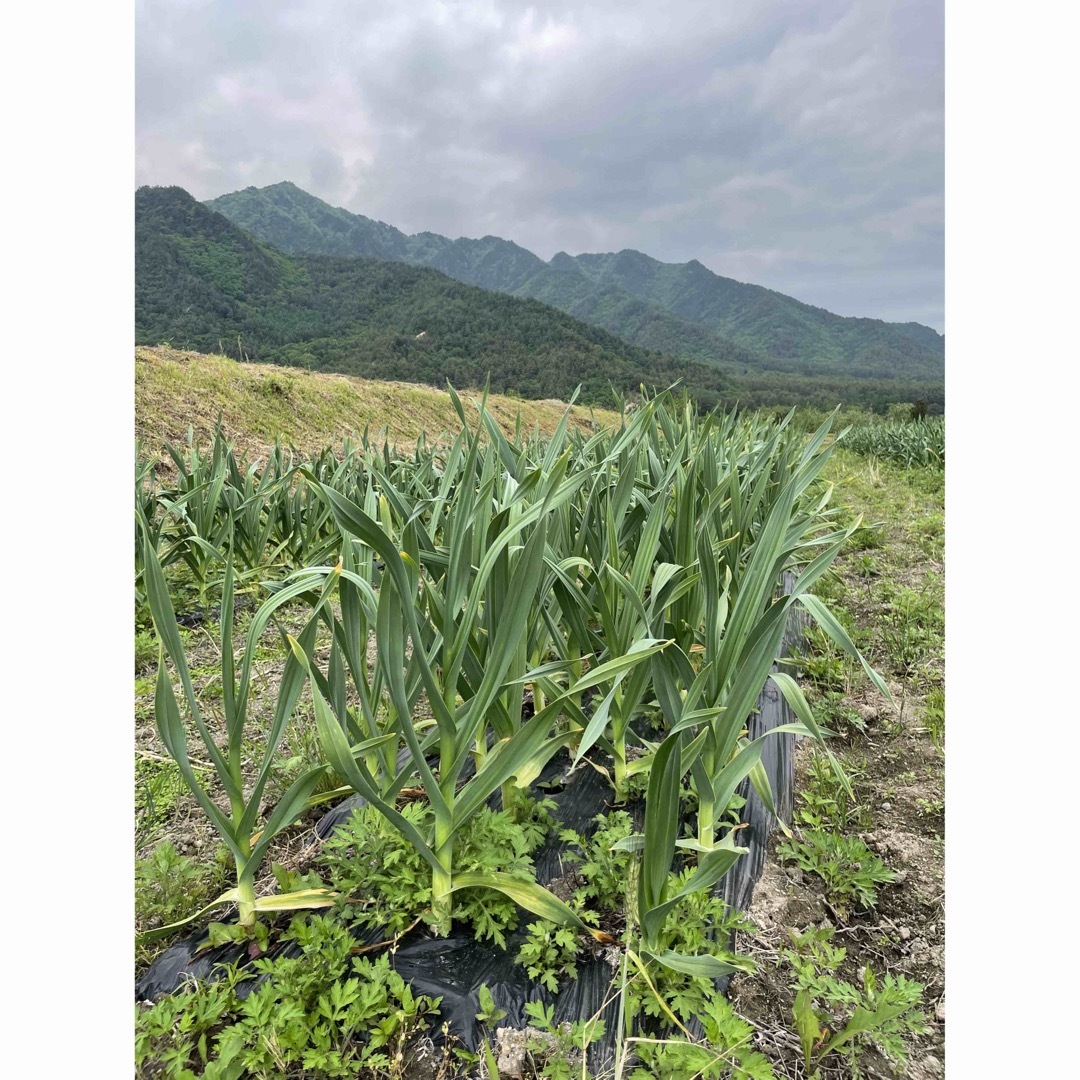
[{"left": 136, "top": 0, "right": 943, "bottom": 329}]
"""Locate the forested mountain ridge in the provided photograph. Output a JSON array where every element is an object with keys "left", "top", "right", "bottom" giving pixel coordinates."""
[
  {"left": 135, "top": 185, "right": 738, "bottom": 408},
  {"left": 206, "top": 181, "right": 944, "bottom": 381}
]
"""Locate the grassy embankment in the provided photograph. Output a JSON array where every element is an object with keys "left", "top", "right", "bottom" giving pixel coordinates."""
[{"left": 136, "top": 345, "right": 622, "bottom": 461}]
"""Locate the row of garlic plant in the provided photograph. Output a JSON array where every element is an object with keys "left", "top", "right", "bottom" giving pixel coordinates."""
[
  {"left": 138, "top": 389, "right": 884, "bottom": 978},
  {"left": 840, "top": 416, "right": 945, "bottom": 468}
]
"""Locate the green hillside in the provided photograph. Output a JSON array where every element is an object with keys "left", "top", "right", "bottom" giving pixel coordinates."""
[
  {"left": 569, "top": 250, "right": 944, "bottom": 379},
  {"left": 207, "top": 181, "right": 944, "bottom": 381},
  {"left": 136, "top": 186, "right": 736, "bottom": 409}
]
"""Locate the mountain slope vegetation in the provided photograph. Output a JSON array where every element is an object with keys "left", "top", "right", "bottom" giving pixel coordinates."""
[
  {"left": 136, "top": 185, "right": 736, "bottom": 409},
  {"left": 207, "top": 181, "right": 944, "bottom": 382}
]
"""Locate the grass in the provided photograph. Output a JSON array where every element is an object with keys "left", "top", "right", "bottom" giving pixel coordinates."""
[
  {"left": 135, "top": 839, "right": 231, "bottom": 924},
  {"left": 135, "top": 756, "right": 195, "bottom": 844},
  {"left": 793, "top": 749, "right": 871, "bottom": 832},
  {"left": 878, "top": 574, "right": 945, "bottom": 681},
  {"left": 922, "top": 685, "right": 945, "bottom": 750},
  {"left": 136, "top": 345, "right": 622, "bottom": 463},
  {"left": 818, "top": 448, "right": 944, "bottom": 687}
]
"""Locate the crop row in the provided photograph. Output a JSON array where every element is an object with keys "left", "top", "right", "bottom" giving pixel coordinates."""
[
  {"left": 135, "top": 388, "right": 885, "bottom": 980},
  {"left": 839, "top": 418, "right": 945, "bottom": 468}
]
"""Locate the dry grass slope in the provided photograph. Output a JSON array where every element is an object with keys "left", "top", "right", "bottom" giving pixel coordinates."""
[{"left": 135, "top": 346, "right": 621, "bottom": 461}]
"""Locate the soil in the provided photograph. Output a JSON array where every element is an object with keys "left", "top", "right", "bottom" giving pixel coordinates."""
[{"left": 731, "top": 705, "right": 945, "bottom": 1078}]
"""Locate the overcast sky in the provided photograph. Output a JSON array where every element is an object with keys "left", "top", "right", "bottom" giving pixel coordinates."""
[{"left": 136, "top": 0, "right": 943, "bottom": 330}]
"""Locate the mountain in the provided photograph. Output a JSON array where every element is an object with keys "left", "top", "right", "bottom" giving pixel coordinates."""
[
  {"left": 206, "top": 182, "right": 944, "bottom": 382},
  {"left": 565, "top": 251, "right": 944, "bottom": 379},
  {"left": 135, "top": 186, "right": 737, "bottom": 409}
]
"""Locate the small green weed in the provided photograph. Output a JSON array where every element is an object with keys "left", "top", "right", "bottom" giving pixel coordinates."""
[
  {"left": 321, "top": 801, "right": 555, "bottom": 945},
  {"left": 269, "top": 715, "right": 343, "bottom": 800},
  {"left": 135, "top": 757, "right": 208, "bottom": 843},
  {"left": 794, "top": 752, "right": 870, "bottom": 832},
  {"left": 135, "top": 628, "right": 157, "bottom": 672},
  {"left": 810, "top": 690, "right": 866, "bottom": 739},
  {"left": 777, "top": 832, "right": 894, "bottom": 916},
  {"left": 795, "top": 625, "right": 851, "bottom": 692},
  {"left": 807, "top": 568, "right": 848, "bottom": 607},
  {"left": 319, "top": 803, "right": 433, "bottom": 936},
  {"left": 922, "top": 685, "right": 945, "bottom": 750},
  {"left": 626, "top": 874, "right": 750, "bottom": 1025},
  {"left": 516, "top": 919, "right": 583, "bottom": 992},
  {"left": 783, "top": 927, "right": 927, "bottom": 1077},
  {"left": 853, "top": 553, "right": 879, "bottom": 580},
  {"left": 910, "top": 510, "right": 944, "bottom": 557},
  {"left": 522, "top": 1000, "right": 605, "bottom": 1080},
  {"left": 135, "top": 840, "right": 231, "bottom": 948},
  {"left": 878, "top": 575, "right": 944, "bottom": 678},
  {"left": 560, "top": 810, "right": 636, "bottom": 913},
  {"left": 135, "top": 914, "right": 441, "bottom": 1078},
  {"left": 134, "top": 676, "right": 157, "bottom": 725},
  {"left": 628, "top": 983, "right": 775, "bottom": 1079},
  {"left": 188, "top": 662, "right": 225, "bottom": 701},
  {"left": 845, "top": 523, "right": 886, "bottom": 552},
  {"left": 907, "top": 466, "right": 944, "bottom": 496},
  {"left": 475, "top": 983, "right": 507, "bottom": 1027}
]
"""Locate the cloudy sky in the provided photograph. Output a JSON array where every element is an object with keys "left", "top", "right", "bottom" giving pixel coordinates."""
[{"left": 136, "top": 0, "right": 943, "bottom": 329}]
